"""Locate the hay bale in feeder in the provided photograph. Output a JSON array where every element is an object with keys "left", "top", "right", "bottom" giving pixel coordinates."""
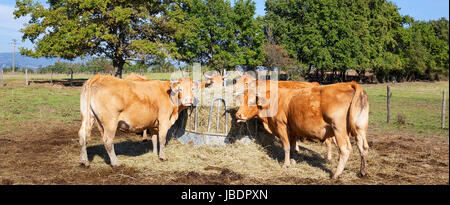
[{"left": 163, "top": 83, "right": 280, "bottom": 147}]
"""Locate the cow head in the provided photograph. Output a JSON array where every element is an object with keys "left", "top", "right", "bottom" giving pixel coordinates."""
[
  {"left": 235, "top": 83, "right": 275, "bottom": 122},
  {"left": 170, "top": 78, "right": 200, "bottom": 106},
  {"left": 234, "top": 88, "right": 260, "bottom": 122},
  {"left": 203, "top": 71, "right": 228, "bottom": 88},
  {"left": 233, "top": 72, "right": 256, "bottom": 93}
]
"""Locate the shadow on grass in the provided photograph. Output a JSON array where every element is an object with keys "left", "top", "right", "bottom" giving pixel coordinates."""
[
  {"left": 31, "top": 79, "right": 88, "bottom": 87},
  {"left": 86, "top": 140, "right": 155, "bottom": 165},
  {"left": 255, "top": 126, "right": 333, "bottom": 177}
]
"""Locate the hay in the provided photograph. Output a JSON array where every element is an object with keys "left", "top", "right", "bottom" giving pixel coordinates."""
[{"left": 182, "top": 85, "right": 257, "bottom": 137}]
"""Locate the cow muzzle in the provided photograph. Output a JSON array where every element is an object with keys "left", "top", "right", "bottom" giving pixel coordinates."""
[
  {"left": 235, "top": 113, "right": 247, "bottom": 122},
  {"left": 181, "top": 97, "right": 194, "bottom": 106}
]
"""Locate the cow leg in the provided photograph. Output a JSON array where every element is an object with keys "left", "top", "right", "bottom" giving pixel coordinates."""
[
  {"left": 78, "top": 114, "right": 95, "bottom": 167},
  {"left": 355, "top": 129, "right": 369, "bottom": 177},
  {"left": 157, "top": 124, "right": 169, "bottom": 161},
  {"left": 142, "top": 129, "right": 149, "bottom": 142},
  {"left": 295, "top": 139, "right": 300, "bottom": 152},
  {"left": 278, "top": 130, "right": 291, "bottom": 168},
  {"left": 332, "top": 128, "right": 352, "bottom": 180},
  {"left": 289, "top": 137, "right": 298, "bottom": 165},
  {"left": 324, "top": 138, "right": 333, "bottom": 161},
  {"left": 151, "top": 132, "right": 158, "bottom": 155},
  {"left": 95, "top": 120, "right": 104, "bottom": 137},
  {"left": 102, "top": 121, "right": 120, "bottom": 167}
]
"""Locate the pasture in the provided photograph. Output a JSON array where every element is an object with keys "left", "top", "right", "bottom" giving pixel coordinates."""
[{"left": 0, "top": 73, "right": 448, "bottom": 185}]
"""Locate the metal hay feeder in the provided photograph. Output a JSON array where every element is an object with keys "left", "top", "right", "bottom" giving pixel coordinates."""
[{"left": 170, "top": 97, "right": 258, "bottom": 146}]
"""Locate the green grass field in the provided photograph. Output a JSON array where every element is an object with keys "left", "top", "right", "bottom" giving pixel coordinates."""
[
  {"left": 0, "top": 73, "right": 448, "bottom": 185},
  {"left": 361, "top": 82, "right": 449, "bottom": 139}
]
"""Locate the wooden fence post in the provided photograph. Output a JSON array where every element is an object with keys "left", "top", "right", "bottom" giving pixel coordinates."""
[
  {"left": 442, "top": 90, "right": 446, "bottom": 129},
  {"left": 25, "top": 69, "right": 28, "bottom": 86},
  {"left": 0, "top": 70, "right": 3, "bottom": 85},
  {"left": 50, "top": 68, "right": 53, "bottom": 84},
  {"left": 70, "top": 69, "right": 73, "bottom": 86},
  {"left": 387, "top": 85, "right": 391, "bottom": 123}
]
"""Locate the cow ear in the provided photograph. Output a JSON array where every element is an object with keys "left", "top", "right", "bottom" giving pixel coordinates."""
[
  {"left": 256, "top": 95, "right": 269, "bottom": 107},
  {"left": 171, "top": 81, "right": 180, "bottom": 92}
]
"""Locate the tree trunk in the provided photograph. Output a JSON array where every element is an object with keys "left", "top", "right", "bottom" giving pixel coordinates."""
[
  {"left": 320, "top": 69, "right": 325, "bottom": 83},
  {"left": 314, "top": 67, "right": 319, "bottom": 81},
  {"left": 70, "top": 69, "right": 73, "bottom": 86},
  {"left": 306, "top": 64, "right": 312, "bottom": 79},
  {"left": 113, "top": 59, "right": 125, "bottom": 79}
]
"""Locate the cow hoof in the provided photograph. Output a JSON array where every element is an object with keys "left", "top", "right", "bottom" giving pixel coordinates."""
[
  {"left": 358, "top": 172, "right": 368, "bottom": 178},
  {"left": 282, "top": 164, "right": 290, "bottom": 169},
  {"left": 79, "top": 162, "right": 90, "bottom": 168},
  {"left": 290, "top": 159, "right": 297, "bottom": 165},
  {"left": 331, "top": 175, "right": 340, "bottom": 181},
  {"left": 331, "top": 178, "right": 340, "bottom": 183},
  {"left": 159, "top": 157, "right": 167, "bottom": 161},
  {"left": 142, "top": 139, "right": 148, "bottom": 142}
]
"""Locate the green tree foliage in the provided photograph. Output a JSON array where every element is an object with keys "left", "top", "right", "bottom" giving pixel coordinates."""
[
  {"left": 38, "top": 58, "right": 114, "bottom": 74},
  {"left": 14, "top": 0, "right": 174, "bottom": 78},
  {"left": 262, "top": 26, "right": 296, "bottom": 72},
  {"left": 168, "top": 0, "right": 264, "bottom": 71},
  {"left": 264, "top": 0, "right": 448, "bottom": 82},
  {"left": 399, "top": 20, "right": 449, "bottom": 81}
]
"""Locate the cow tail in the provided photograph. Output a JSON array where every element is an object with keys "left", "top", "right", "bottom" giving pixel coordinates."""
[
  {"left": 348, "top": 81, "right": 369, "bottom": 150},
  {"left": 78, "top": 75, "right": 100, "bottom": 144}
]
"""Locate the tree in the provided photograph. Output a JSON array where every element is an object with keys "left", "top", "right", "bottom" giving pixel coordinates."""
[
  {"left": 399, "top": 20, "right": 449, "bottom": 81},
  {"left": 168, "top": 0, "right": 264, "bottom": 71},
  {"left": 264, "top": 0, "right": 408, "bottom": 82},
  {"left": 14, "top": 0, "right": 174, "bottom": 78},
  {"left": 262, "top": 26, "right": 295, "bottom": 71}
]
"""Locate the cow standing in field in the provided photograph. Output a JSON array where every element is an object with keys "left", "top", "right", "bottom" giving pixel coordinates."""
[
  {"left": 125, "top": 72, "right": 226, "bottom": 143},
  {"left": 201, "top": 71, "right": 228, "bottom": 88},
  {"left": 78, "top": 74, "right": 199, "bottom": 167},
  {"left": 233, "top": 73, "right": 337, "bottom": 161},
  {"left": 235, "top": 81, "right": 369, "bottom": 179}
]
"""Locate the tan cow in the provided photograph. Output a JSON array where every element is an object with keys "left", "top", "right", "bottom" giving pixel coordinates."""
[
  {"left": 78, "top": 74, "right": 199, "bottom": 167},
  {"left": 201, "top": 71, "right": 228, "bottom": 88},
  {"left": 233, "top": 74, "right": 336, "bottom": 160},
  {"left": 124, "top": 72, "right": 225, "bottom": 142},
  {"left": 235, "top": 81, "right": 369, "bottom": 179}
]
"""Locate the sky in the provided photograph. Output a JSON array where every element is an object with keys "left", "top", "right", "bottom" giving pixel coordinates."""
[{"left": 0, "top": 0, "right": 449, "bottom": 53}]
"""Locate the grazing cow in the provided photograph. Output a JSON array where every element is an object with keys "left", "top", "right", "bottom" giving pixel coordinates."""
[
  {"left": 125, "top": 72, "right": 226, "bottom": 142},
  {"left": 78, "top": 74, "right": 199, "bottom": 167},
  {"left": 235, "top": 81, "right": 369, "bottom": 179},
  {"left": 233, "top": 75, "right": 336, "bottom": 160},
  {"left": 201, "top": 72, "right": 228, "bottom": 88}
]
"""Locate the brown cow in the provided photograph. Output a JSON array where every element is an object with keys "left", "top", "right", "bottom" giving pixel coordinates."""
[
  {"left": 78, "top": 74, "right": 199, "bottom": 167},
  {"left": 201, "top": 71, "right": 228, "bottom": 88},
  {"left": 125, "top": 72, "right": 225, "bottom": 143},
  {"left": 235, "top": 81, "right": 369, "bottom": 179},
  {"left": 233, "top": 75, "right": 336, "bottom": 160}
]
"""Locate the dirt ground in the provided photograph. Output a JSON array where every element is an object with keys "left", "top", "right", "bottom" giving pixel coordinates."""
[{"left": 0, "top": 120, "right": 448, "bottom": 185}]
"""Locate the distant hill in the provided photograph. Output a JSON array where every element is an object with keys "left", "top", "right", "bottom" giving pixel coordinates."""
[{"left": 0, "top": 52, "right": 85, "bottom": 71}]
